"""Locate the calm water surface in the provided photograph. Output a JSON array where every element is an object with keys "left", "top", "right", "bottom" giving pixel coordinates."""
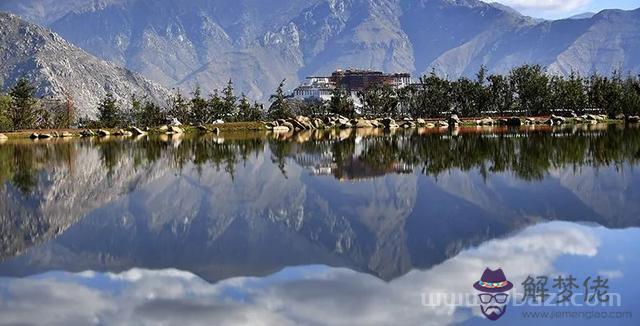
[{"left": 0, "top": 125, "right": 639, "bottom": 325}]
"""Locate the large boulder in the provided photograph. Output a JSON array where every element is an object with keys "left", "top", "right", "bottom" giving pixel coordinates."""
[
  {"left": 80, "top": 130, "right": 95, "bottom": 137},
  {"left": 129, "top": 126, "right": 147, "bottom": 135},
  {"left": 0, "top": 133, "right": 7, "bottom": 140},
  {"left": 30, "top": 133, "right": 39, "bottom": 139},
  {"left": 97, "top": 129, "right": 111, "bottom": 137},
  {"left": 380, "top": 117, "right": 398, "bottom": 129},
  {"left": 480, "top": 117, "right": 495, "bottom": 126},
  {"left": 627, "top": 116, "right": 640, "bottom": 123},
  {"left": 38, "top": 133, "right": 53, "bottom": 139},
  {"left": 336, "top": 115, "right": 350, "bottom": 125},
  {"left": 288, "top": 119, "right": 308, "bottom": 130},
  {"left": 448, "top": 114, "right": 462, "bottom": 126},
  {"left": 400, "top": 121, "right": 416, "bottom": 129},
  {"left": 282, "top": 122, "right": 295, "bottom": 131},
  {"left": 312, "top": 118, "right": 324, "bottom": 129},
  {"left": 504, "top": 117, "right": 522, "bottom": 126},
  {"left": 169, "top": 126, "right": 184, "bottom": 134},
  {"left": 550, "top": 115, "right": 566, "bottom": 124},
  {"left": 436, "top": 121, "right": 449, "bottom": 128},
  {"left": 272, "top": 126, "right": 290, "bottom": 133},
  {"left": 338, "top": 121, "right": 353, "bottom": 129},
  {"left": 370, "top": 120, "right": 383, "bottom": 128},
  {"left": 355, "top": 119, "right": 374, "bottom": 128},
  {"left": 294, "top": 116, "right": 314, "bottom": 129},
  {"left": 114, "top": 129, "right": 133, "bottom": 136},
  {"left": 61, "top": 131, "right": 73, "bottom": 138}
]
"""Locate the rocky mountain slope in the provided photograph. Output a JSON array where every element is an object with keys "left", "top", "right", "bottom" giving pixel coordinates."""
[
  {"left": 3, "top": 0, "right": 639, "bottom": 101},
  {"left": 0, "top": 12, "right": 169, "bottom": 118}
]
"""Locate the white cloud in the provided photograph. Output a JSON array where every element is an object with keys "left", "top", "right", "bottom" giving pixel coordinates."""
[
  {"left": 0, "top": 222, "right": 605, "bottom": 326},
  {"left": 496, "top": 0, "right": 592, "bottom": 12}
]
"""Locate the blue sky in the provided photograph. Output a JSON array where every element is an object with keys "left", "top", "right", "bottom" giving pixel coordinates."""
[{"left": 494, "top": 0, "right": 640, "bottom": 20}]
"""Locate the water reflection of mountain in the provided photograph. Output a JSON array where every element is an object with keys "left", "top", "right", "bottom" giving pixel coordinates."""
[{"left": 0, "top": 126, "right": 639, "bottom": 283}]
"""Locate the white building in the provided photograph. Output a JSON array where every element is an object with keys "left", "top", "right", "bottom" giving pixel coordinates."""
[{"left": 293, "top": 77, "right": 335, "bottom": 102}]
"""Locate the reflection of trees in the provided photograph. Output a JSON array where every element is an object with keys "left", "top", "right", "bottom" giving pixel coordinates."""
[
  {"left": 277, "top": 127, "right": 640, "bottom": 181},
  {"left": 269, "top": 140, "right": 294, "bottom": 178},
  {"left": 403, "top": 127, "right": 640, "bottom": 181},
  {"left": 2, "top": 127, "right": 640, "bottom": 192},
  {"left": 0, "top": 142, "right": 75, "bottom": 194}
]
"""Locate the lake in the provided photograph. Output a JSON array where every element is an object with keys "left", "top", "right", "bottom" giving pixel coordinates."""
[{"left": 0, "top": 124, "right": 638, "bottom": 325}]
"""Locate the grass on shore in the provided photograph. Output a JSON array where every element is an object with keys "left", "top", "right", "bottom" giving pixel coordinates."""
[{"left": 0, "top": 121, "right": 267, "bottom": 139}]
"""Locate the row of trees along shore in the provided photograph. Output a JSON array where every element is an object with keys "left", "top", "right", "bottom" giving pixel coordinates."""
[{"left": 1, "top": 65, "right": 640, "bottom": 131}]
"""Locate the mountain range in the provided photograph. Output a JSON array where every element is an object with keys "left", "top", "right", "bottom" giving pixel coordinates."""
[
  {"left": 0, "top": 12, "right": 169, "bottom": 118},
  {"left": 1, "top": 0, "right": 640, "bottom": 107}
]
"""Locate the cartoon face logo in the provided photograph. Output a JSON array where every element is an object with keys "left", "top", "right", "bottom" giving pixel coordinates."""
[{"left": 473, "top": 268, "right": 513, "bottom": 321}]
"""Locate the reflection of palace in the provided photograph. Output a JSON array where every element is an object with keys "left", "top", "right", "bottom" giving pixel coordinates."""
[
  {"left": 292, "top": 137, "right": 415, "bottom": 180},
  {"left": 295, "top": 152, "right": 414, "bottom": 180}
]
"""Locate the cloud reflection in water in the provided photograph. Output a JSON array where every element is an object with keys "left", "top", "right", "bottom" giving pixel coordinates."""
[{"left": 0, "top": 221, "right": 627, "bottom": 326}]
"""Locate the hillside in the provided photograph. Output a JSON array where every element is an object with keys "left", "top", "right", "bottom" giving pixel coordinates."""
[
  {"left": 2, "top": 0, "right": 639, "bottom": 101},
  {"left": 0, "top": 12, "right": 169, "bottom": 118}
]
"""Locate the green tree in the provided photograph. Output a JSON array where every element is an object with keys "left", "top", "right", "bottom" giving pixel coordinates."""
[
  {"left": 220, "top": 80, "right": 237, "bottom": 121},
  {"left": 487, "top": 74, "right": 513, "bottom": 115},
  {"left": 549, "top": 72, "right": 588, "bottom": 115},
  {"left": 474, "top": 65, "right": 492, "bottom": 116},
  {"left": 97, "top": 92, "right": 121, "bottom": 128},
  {"left": 328, "top": 85, "right": 355, "bottom": 118},
  {"left": 168, "top": 90, "right": 191, "bottom": 124},
  {"left": 268, "top": 80, "right": 293, "bottom": 120},
  {"left": 237, "top": 94, "right": 265, "bottom": 121},
  {"left": 249, "top": 101, "right": 265, "bottom": 121},
  {"left": 291, "top": 98, "right": 326, "bottom": 117},
  {"left": 359, "top": 83, "right": 398, "bottom": 117},
  {"left": 9, "top": 78, "right": 37, "bottom": 130},
  {"left": 620, "top": 74, "right": 640, "bottom": 117},
  {"left": 0, "top": 94, "right": 13, "bottom": 131},
  {"left": 509, "top": 65, "right": 551, "bottom": 116},
  {"left": 139, "top": 100, "right": 165, "bottom": 127},
  {"left": 237, "top": 94, "right": 251, "bottom": 120},
  {"left": 411, "top": 71, "right": 452, "bottom": 118},
  {"left": 451, "top": 77, "right": 478, "bottom": 117},
  {"left": 207, "top": 91, "right": 223, "bottom": 122},
  {"left": 52, "top": 92, "right": 75, "bottom": 128},
  {"left": 587, "top": 72, "right": 624, "bottom": 117},
  {"left": 190, "top": 87, "right": 210, "bottom": 124}
]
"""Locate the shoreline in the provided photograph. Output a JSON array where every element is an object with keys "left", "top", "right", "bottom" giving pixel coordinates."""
[{"left": 0, "top": 117, "right": 628, "bottom": 140}]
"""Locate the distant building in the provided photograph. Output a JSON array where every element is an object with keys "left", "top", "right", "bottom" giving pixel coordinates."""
[
  {"left": 293, "top": 77, "right": 335, "bottom": 102},
  {"left": 292, "top": 69, "right": 411, "bottom": 106},
  {"left": 330, "top": 69, "right": 411, "bottom": 92}
]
